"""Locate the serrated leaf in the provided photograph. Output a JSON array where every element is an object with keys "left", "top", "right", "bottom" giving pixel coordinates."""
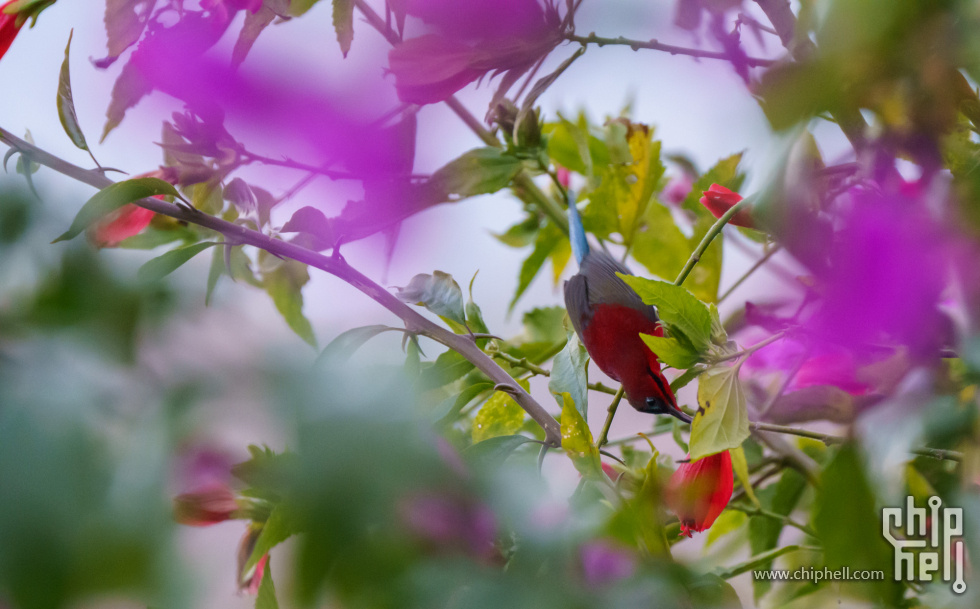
[
  {"left": 256, "top": 568, "right": 279, "bottom": 609},
  {"left": 263, "top": 258, "right": 317, "bottom": 347},
  {"left": 101, "top": 57, "right": 151, "bottom": 142},
  {"left": 493, "top": 215, "right": 540, "bottom": 248},
  {"left": 559, "top": 392, "right": 600, "bottom": 476},
  {"left": 619, "top": 274, "right": 713, "bottom": 352},
  {"left": 464, "top": 435, "right": 534, "bottom": 469},
  {"left": 232, "top": 2, "right": 280, "bottom": 68},
  {"left": 315, "top": 325, "right": 399, "bottom": 366},
  {"left": 246, "top": 506, "right": 295, "bottom": 572},
  {"left": 640, "top": 333, "right": 701, "bottom": 369},
  {"left": 689, "top": 365, "right": 750, "bottom": 460},
  {"left": 395, "top": 271, "right": 466, "bottom": 327},
  {"left": 548, "top": 333, "right": 589, "bottom": 420},
  {"left": 57, "top": 30, "right": 92, "bottom": 156},
  {"left": 136, "top": 241, "right": 218, "bottom": 283},
  {"left": 730, "top": 444, "right": 760, "bottom": 507},
  {"left": 288, "top": 0, "right": 322, "bottom": 16},
  {"left": 593, "top": 123, "right": 664, "bottom": 247},
  {"left": 430, "top": 147, "right": 523, "bottom": 198},
  {"left": 473, "top": 381, "right": 529, "bottom": 443},
  {"left": 53, "top": 177, "right": 179, "bottom": 243},
  {"left": 102, "top": 0, "right": 154, "bottom": 63},
  {"left": 332, "top": 0, "right": 354, "bottom": 57}
]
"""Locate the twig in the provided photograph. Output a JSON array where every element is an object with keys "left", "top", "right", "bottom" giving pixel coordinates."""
[
  {"left": 565, "top": 33, "right": 776, "bottom": 67},
  {"left": 718, "top": 245, "right": 782, "bottom": 303},
  {"left": 490, "top": 351, "right": 619, "bottom": 395},
  {"left": 0, "top": 126, "right": 564, "bottom": 448},
  {"left": 674, "top": 195, "right": 754, "bottom": 286},
  {"left": 595, "top": 386, "right": 626, "bottom": 448},
  {"left": 727, "top": 502, "right": 817, "bottom": 537}
]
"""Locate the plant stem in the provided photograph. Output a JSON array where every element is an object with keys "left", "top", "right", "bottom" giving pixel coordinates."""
[
  {"left": 565, "top": 33, "right": 775, "bottom": 67},
  {"left": 491, "top": 351, "right": 618, "bottom": 395},
  {"left": 0, "top": 126, "right": 564, "bottom": 447},
  {"left": 674, "top": 196, "right": 754, "bottom": 287},
  {"left": 595, "top": 386, "right": 625, "bottom": 448},
  {"left": 718, "top": 244, "right": 782, "bottom": 303},
  {"left": 727, "top": 502, "right": 817, "bottom": 537}
]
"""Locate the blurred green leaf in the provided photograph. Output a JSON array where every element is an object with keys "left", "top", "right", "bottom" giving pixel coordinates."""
[
  {"left": 256, "top": 567, "right": 280, "bottom": 609},
  {"left": 493, "top": 215, "right": 541, "bottom": 248},
  {"left": 232, "top": 1, "right": 281, "bottom": 67},
  {"left": 102, "top": 0, "right": 153, "bottom": 60},
  {"left": 262, "top": 257, "right": 317, "bottom": 347},
  {"left": 289, "top": 0, "right": 322, "bottom": 16},
  {"left": 396, "top": 271, "right": 466, "bottom": 327},
  {"left": 689, "top": 365, "right": 750, "bottom": 460},
  {"left": 705, "top": 509, "right": 746, "bottom": 548},
  {"left": 730, "top": 445, "right": 760, "bottom": 507},
  {"left": 136, "top": 241, "right": 218, "bottom": 283},
  {"left": 748, "top": 468, "right": 807, "bottom": 601},
  {"left": 632, "top": 203, "right": 690, "bottom": 281},
  {"left": 509, "top": 222, "right": 563, "bottom": 311},
  {"left": 419, "top": 349, "right": 475, "bottom": 390},
  {"left": 246, "top": 506, "right": 296, "bottom": 573},
  {"left": 53, "top": 177, "right": 179, "bottom": 243},
  {"left": 463, "top": 435, "right": 535, "bottom": 469},
  {"left": 315, "top": 325, "right": 401, "bottom": 366}
]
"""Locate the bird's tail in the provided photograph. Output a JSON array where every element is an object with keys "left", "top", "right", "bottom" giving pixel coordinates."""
[{"left": 567, "top": 192, "right": 590, "bottom": 266}]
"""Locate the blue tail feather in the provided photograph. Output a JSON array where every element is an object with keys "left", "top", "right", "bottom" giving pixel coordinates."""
[{"left": 567, "top": 193, "right": 590, "bottom": 265}]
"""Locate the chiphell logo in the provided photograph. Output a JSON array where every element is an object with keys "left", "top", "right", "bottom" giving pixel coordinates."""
[{"left": 882, "top": 496, "right": 966, "bottom": 594}]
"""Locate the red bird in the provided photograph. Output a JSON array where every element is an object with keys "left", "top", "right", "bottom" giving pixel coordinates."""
[{"left": 563, "top": 201, "right": 688, "bottom": 422}]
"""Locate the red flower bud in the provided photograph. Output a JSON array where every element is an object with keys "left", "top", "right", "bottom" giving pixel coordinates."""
[
  {"left": 87, "top": 169, "right": 177, "bottom": 247},
  {"left": 237, "top": 524, "right": 269, "bottom": 595},
  {"left": 665, "top": 450, "right": 734, "bottom": 537},
  {"left": 0, "top": 0, "right": 24, "bottom": 61},
  {"left": 173, "top": 482, "right": 239, "bottom": 526},
  {"left": 699, "top": 183, "right": 755, "bottom": 229}
]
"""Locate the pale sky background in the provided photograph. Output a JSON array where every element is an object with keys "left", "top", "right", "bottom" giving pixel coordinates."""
[{"left": 0, "top": 1, "right": 849, "bottom": 607}]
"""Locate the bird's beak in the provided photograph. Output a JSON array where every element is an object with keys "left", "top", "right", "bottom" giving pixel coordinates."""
[{"left": 644, "top": 397, "right": 693, "bottom": 425}]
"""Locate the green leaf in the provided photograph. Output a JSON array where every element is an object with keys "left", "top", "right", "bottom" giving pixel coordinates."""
[
  {"left": 255, "top": 568, "right": 279, "bottom": 609},
  {"left": 232, "top": 1, "right": 281, "bottom": 68},
  {"left": 102, "top": 0, "right": 153, "bottom": 62},
  {"left": 705, "top": 509, "right": 746, "bottom": 548},
  {"left": 543, "top": 117, "right": 609, "bottom": 177},
  {"left": 472, "top": 381, "right": 528, "bottom": 443},
  {"left": 559, "top": 392, "right": 601, "bottom": 476},
  {"left": 136, "top": 241, "right": 218, "bottom": 283},
  {"left": 632, "top": 203, "right": 690, "bottom": 281},
  {"left": 640, "top": 333, "right": 701, "bottom": 369},
  {"left": 463, "top": 435, "right": 534, "bottom": 469},
  {"left": 315, "top": 325, "right": 400, "bottom": 366},
  {"left": 548, "top": 333, "right": 589, "bottom": 420},
  {"left": 492, "top": 215, "right": 541, "bottom": 248},
  {"left": 101, "top": 57, "right": 151, "bottom": 142},
  {"left": 288, "top": 0, "right": 322, "bottom": 16},
  {"left": 53, "top": 177, "right": 179, "bottom": 243},
  {"left": 730, "top": 444, "right": 760, "bottom": 507},
  {"left": 117, "top": 225, "right": 197, "bottom": 250},
  {"left": 430, "top": 147, "right": 523, "bottom": 198},
  {"left": 748, "top": 468, "right": 807, "bottom": 601},
  {"left": 332, "top": 0, "right": 354, "bottom": 57},
  {"left": 814, "top": 444, "right": 901, "bottom": 602},
  {"left": 262, "top": 258, "right": 317, "bottom": 347},
  {"left": 206, "top": 245, "right": 223, "bottom": 306},
  {"left": 419, "top": 349, "right": 475, "bottom": 390},
  {"left": 246, "top": 505, "right": 295, "bottom": 572},
  {"left": 509, "top": 221, "right": 563, "bottom": 311},
  {"left": 714, "top": 545, "right": 808, "bottom": 580},
  {"left": 395, "top": 271, "right": 466, "bottom": 327},
  {"left": 619, "top": 274, "right": 713, "bottom": 351},
  {"left": 689, "top": 365, "right": 750, "bottom": 460},
  {"left": 57, "top": 30, "right": 93, "bottom": 158}
]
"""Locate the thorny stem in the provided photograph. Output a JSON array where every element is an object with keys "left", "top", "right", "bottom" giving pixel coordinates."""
[
  {"left": 674, "top": 195, "right": 754, "bottom": 287},
  {"left": 565, "top": 33, "right": 775, "bottom": 67},
  {"left": 0, "top": 126, "right": 564, "bottom": 448},
  {"left": 595, "top": 386, "right": 626, "bottom": 448}
]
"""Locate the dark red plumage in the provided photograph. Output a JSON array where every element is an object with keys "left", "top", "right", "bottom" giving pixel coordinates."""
[{"left": 564, "top": 250, "right": 681, "bottom": 418}]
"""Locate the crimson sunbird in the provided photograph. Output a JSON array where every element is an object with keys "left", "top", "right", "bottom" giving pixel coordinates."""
[{"left": 563, "top": 199, "right": 689, "bottom": 423}]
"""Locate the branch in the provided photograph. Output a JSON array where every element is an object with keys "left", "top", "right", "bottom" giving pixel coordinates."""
[
  {"left": 353, "top": 0, "right": 570, "bottom": 235},
  {"left": 490, "top": 350, "right": 618, "bottom": 395},
  {"left": 0, "top": 126, "right": 563, "bottom": 447},
  {"left": 566, "top": 33, "right": 775, "bottom": 67},
  {"left": 674, "top": 195, "right": 754, "bottom": 286},
  {"left": 727, "top": 502, "right": 817, "bottom": 537},
  {"left": 595, "top": 386, "right": 625, "bottom": 448}
]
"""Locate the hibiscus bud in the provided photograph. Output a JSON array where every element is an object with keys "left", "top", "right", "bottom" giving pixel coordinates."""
[
  {"left": 665, "top": 450, "right": 734, "bottom": 537},
  {"left": 173, "top": 482, "right": 240, "bottom": 526},
  {"left": 699, "top": 183, "right": 755, "bottom": 229},
  {"left": 237, "top": 524, "right": 269, "bottom": 595},
  {"left": 0, "top": 0, "right": 23, "bottom": 62}
]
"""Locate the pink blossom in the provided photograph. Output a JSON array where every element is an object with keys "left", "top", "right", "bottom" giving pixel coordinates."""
[{"left": 580, "top": 541, "right": 636, "bottom": 586}]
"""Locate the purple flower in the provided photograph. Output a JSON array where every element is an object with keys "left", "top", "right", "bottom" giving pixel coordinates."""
[
  {"left": 399, "top": 493, "right": 498, "bottom": 560},
  {"left": 580, "top": 541, "right": 637, "bottom": 586}
]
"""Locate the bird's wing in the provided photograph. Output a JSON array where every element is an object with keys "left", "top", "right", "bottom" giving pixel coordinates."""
[
  {"left": 563, "top": 273, "right": 591, "bottom": 339},
  {"left": 580, "top": 251, "right": 659, "bottom": 325}
]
